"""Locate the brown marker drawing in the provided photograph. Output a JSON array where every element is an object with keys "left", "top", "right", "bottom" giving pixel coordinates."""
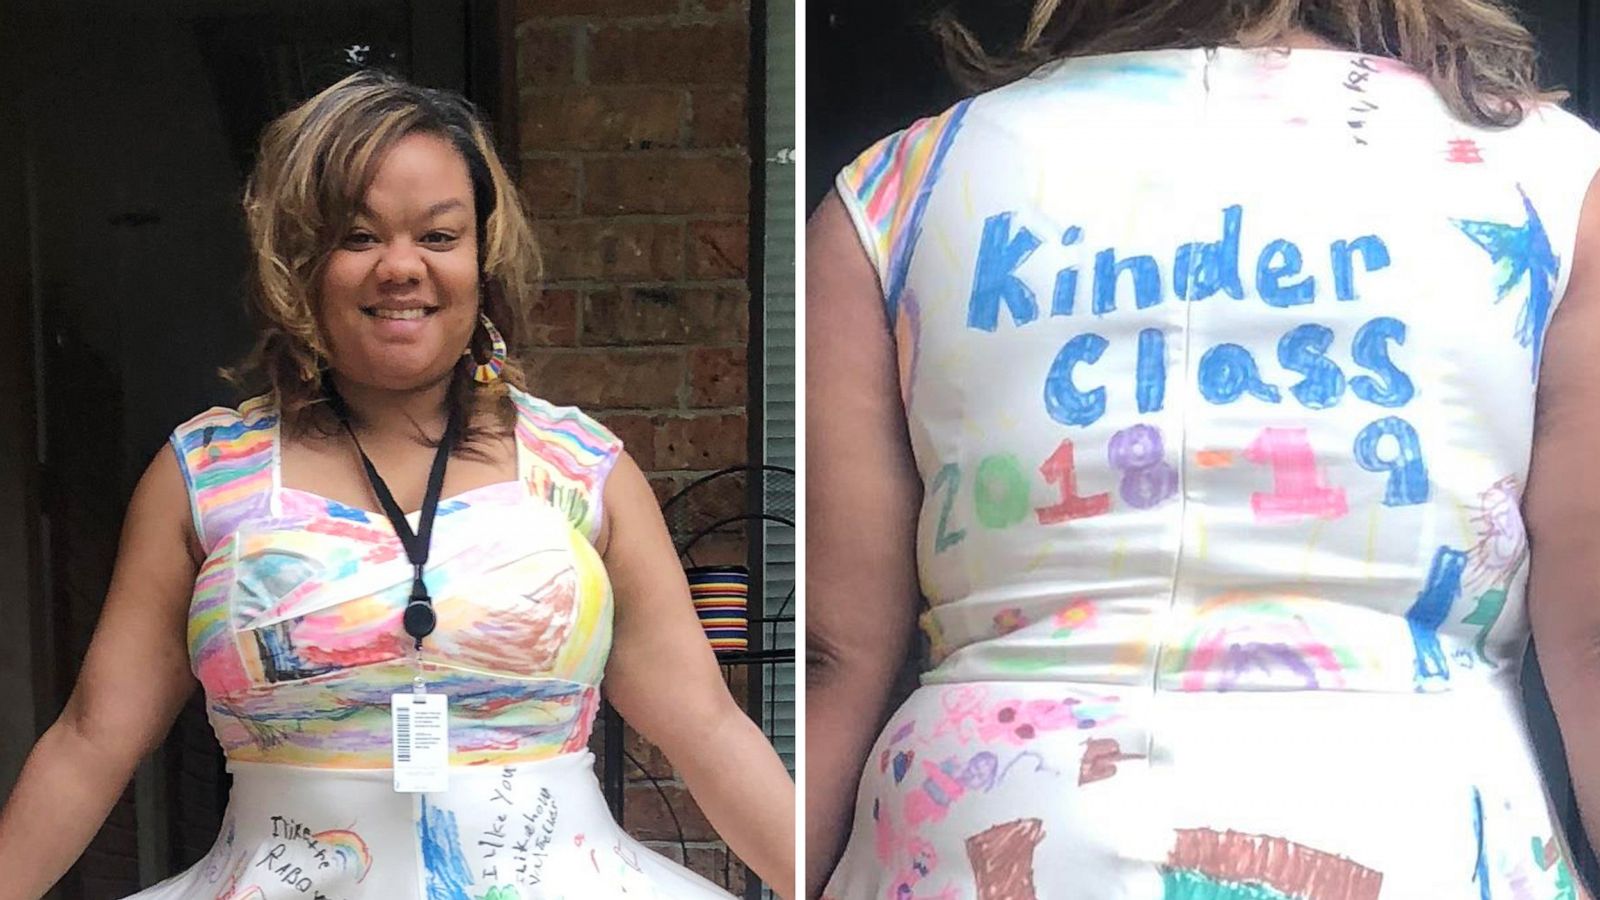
[
  {"left": 1168, "top": 827, "right": 1382, "bottom": 899},
  {"left": 1078, "top": 737, "right": 1145, "bottom": 786},
  {"left": 966, "top": 818, "right": 1046, "bottom": 900}
]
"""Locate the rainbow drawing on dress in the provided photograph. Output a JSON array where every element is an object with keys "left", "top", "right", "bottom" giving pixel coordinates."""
[
  {"left": 1164, "top": 593, "right": 1363, "bottom": 691},
  {"left": 312, "top": 829, "right": 373, "bottom": 882}
]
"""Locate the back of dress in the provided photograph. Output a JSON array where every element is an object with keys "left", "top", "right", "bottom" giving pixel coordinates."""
[{"left": 825, "top": 47, "right": 1600, "bottom": 899}]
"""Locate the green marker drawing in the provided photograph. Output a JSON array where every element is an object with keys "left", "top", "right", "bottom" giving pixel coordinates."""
[{"left": 1462, "top": 588, "right": 1507, "bottom": 665}]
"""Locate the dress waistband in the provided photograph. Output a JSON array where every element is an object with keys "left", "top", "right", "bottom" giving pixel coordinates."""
[{"left": 225, "top": 749, "right": 602, "bottom": 782}]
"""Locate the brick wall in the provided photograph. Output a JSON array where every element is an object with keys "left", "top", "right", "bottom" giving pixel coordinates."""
[{"left": 513, "top": 0, "right": 754, "bottom": 890}]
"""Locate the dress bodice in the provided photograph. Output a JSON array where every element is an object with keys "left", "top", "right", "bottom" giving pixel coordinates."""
[
  {"left": 836, "top": 47, "right": 1600, "bottom": 695},
  {"left": 171, "top": 387, "right": 622, "bottom": 767}
]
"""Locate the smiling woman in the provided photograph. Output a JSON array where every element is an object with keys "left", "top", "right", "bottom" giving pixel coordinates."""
[
  {"left": 0, "top": 69, "right": 795, "bottom": 900},
  {"left": 231, "top": 69, "right": 538, "bottom": 446}
]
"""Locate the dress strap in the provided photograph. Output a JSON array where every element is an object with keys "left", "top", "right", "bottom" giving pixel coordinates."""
[
  {"left": 168, "top": 395, "right": 277, "bottom": 556},
  {"left": 835, "top": 98, "right": 973, "bottom": 321},
  {"left": 508, "top": 387, "right": 623, "bottom": 543}
]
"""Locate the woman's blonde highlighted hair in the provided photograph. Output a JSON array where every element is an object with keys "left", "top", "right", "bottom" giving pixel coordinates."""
[
  {"left": 229, "top": 68, "right": 539, "bottom": 438},
  {"left": 934, "top": 0, "right": 1562, "bottom": 127}
]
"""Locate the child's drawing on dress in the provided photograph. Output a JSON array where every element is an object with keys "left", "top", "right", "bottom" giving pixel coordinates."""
[
  {"left": 965, "top": 819, "right": 1045, "bottom": 900},
  {"left": 873, "top": 797, "right": 956, "bottom": 900},
  {"left": 1108, "top": 424, "right": 1179, "bottom": 509},
  {"left": 905, "top": 754, "right": 998, "bottom": 827},
  {"left": 1460, "top": 588, "right": 1508, "bottom": 667},
  {"left": 1078, "top": 738, "right": 1145, "bottom": 786},
  {"left": 931, "top": 686, "right": 989, "bottom": 743},
  {"left": 992, "top": 608, "right": 1029, "bottom": 636},
  {"left": 1466, "top": 476, "right": 1526, "bottom": 592},
  {"left": 976, "top": 700, "right": 1075, "bottom": 746},
  {"left": 420, "top": 799, "right": 476, "bottom": 900},
  {"left": 1447, "top": 138, "right": 1486, "bottom": 165},
  {"left": 977, "top": 697, "right": 1111, "bottom": 745},
  {"left": 1409, "top": 546, "right": 1466, "bottom": 688},
  {"left": 903, "top": 751, "right": 1060, "bottom": 827},
  {"left": 1051, "top": 599, "right": 1096, "bottom": 638},
  {"left": 1163, "top": 828, "right": 1383, "bottom": 900},
  {"left": 1168, "top": 593, "right": 1357, "bottom": 691},
  {"left": 1532, "top": 834, "right": 1579, "bottom": 900},
  {"left": 1452, "top": 185, "right": 1560, "bottom": 381}
]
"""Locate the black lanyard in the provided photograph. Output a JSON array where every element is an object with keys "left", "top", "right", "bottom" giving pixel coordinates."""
[{"left": 335, "top": 401, "right": 459, "bottom": 650}]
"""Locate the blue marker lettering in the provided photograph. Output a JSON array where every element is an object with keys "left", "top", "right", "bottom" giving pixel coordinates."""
[
  {"left": 1277, "top": 323, "right": 1346, "bottom": 409},
  {"left": 1198, "top": 343, "right": 1282, "bottom": 405},
  {"left": 1044, "top": 333, "right": 1109, "bottom": 427},
  {"left": 1350, "top": 316, "right": 1414, "bottom": 407},
  {"left": 1354, "top": 416, "right": 1430, "bottom": 505},
  {"left": 1257, "top": 238, "right": 1315, "bottom": 308},
  {"left": 1093, "top": 249, "right": 1163, "bottom": 314},
  {"left": 1331, "top": 235, "right": 1391, "bottom": 301},
  {"left": 967, "top": 212, "right": 1042, "bottom": 331},
  {"left": 1136, "top": 328, "right": 1167, "bottom": 414},
  {"left": 1174, "top": 204, "right": 1245, "bottom": 301},
  {"left": 1051, "top": 225, "right": 1083, "bottom": 316}
]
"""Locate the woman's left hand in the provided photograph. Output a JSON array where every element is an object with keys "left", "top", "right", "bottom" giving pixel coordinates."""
[{"left": 598, "top": 451, "right": 796, "bottom": 899}]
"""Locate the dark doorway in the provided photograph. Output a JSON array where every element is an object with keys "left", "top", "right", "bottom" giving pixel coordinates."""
[{"left": 1, "top": 2, "right": 509, "bottom": 896}]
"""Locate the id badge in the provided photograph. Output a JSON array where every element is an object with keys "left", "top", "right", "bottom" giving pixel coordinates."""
[{"left": 392, "top": 690, "right": 449, "bottom": 793}]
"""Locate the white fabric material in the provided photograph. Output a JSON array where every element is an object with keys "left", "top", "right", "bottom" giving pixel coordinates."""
[
  {"left": 825, "top": 47, "right": 1600, "bottom": 899},
  {"left": 128, "top": 753, "right": 731, "bottom": 900}
]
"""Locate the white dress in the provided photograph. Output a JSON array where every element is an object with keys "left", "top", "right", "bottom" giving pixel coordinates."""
[
  {"left": 825, "top": 46, "right": 1600, "bottom": 899},
  {"left": 129, "top": 387, "right": 732, "bottom": 899}
]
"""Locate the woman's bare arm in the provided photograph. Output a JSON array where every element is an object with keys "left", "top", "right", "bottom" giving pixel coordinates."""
[
  {"left": 1527, "top": 167, "right": 1600, "bottom": 886},
  {"left": 599, "top": 452, "right": 796, "bottom": 898},
  {"left": 804, "top": 193, "right": 924, "bottom": 897},
  {"left": 0, "top": 447, "right": 200, "bottom": 899}
]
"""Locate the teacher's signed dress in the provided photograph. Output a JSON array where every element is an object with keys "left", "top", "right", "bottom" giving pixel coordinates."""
[
  {"left": 130, "top": 386, "right": 731, "bottom": 899},
  {"left": 823, "top": 47, "right": 1600, "bottom": 899}
]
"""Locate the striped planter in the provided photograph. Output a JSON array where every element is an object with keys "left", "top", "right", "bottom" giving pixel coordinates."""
[{"left": 686, "top": 565, "right": 749, "bottom": 656}]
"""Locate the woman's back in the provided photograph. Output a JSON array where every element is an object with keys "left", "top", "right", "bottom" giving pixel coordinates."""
[{"left": 822, "top": 46, "right": 1600, "bottom": 898}]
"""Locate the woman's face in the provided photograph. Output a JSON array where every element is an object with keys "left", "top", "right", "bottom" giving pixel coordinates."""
[{"left": 318, "top": 130, "right": 480, "bottom": 393}]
